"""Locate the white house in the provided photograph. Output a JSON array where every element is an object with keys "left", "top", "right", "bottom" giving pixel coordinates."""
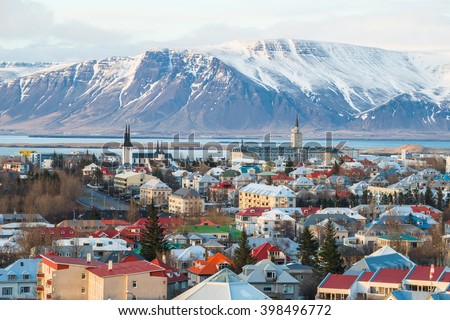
[
  {"left": 256, "top": 209, "right": 296, "bottom": 237},
  {"left": 0, "top": 258, "right": 41, "bottom": 300}
]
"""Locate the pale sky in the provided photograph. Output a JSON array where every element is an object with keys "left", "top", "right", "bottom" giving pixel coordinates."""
[{"left": 1, "top": 0, "right": 449, "bottom": 61}]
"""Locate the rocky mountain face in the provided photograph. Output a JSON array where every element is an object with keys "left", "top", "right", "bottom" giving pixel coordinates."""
[{"left": 0, "top": 39, "right": 449, "bottom": 136}]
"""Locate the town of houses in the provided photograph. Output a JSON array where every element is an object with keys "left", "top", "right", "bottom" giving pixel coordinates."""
[{"left": 0, "top": 120, "right": 450, "bottom": 300}]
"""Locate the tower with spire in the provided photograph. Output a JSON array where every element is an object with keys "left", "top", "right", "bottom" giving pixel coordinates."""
[
  {"left": 290, "top": 114, "right": 302, "bottom": 148},
  {"left": 121, "top": 123, "right": 133, "bottom": 166}
]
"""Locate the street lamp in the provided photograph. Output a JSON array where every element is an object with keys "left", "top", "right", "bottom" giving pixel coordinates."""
[{"left": 126, "top": 291, "right": 137, "bottom": 300}]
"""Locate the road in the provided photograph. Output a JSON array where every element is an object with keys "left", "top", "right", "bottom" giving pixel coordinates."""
[{"left": 78, "top": 186, "right": 130, "bottom": 211}]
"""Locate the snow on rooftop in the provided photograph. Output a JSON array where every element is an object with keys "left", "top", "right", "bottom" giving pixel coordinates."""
[{"left": 240, "top": 183, "right": 295, "bottom": 197}]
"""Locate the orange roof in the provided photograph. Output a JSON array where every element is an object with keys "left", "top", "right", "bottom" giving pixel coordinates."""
[
  {"left": 187, "top": 253, "right": 234, "bottom": 276},
  {"left": 272, "top": 173, "right": 294, "bottom": 181}
]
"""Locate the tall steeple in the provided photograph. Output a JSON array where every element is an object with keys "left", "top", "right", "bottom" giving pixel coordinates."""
[
  {"left": 122, "top": 122, "right": 133, "bottom": 166},
  {"left": 290, "top": 113, "right": 302, "bottom": 148},
  {"left": 123, "top": 123, "right": 133, "bottom": 147}
]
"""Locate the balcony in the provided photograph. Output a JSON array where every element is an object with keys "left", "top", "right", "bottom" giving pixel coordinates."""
[
  {"left": 46, "top": 293, "right": 52, "bottom": 299},
  {"left": 36, "top": 285, "right": 44, "bottom": 292},
  {"left": 37, "top": 272, "right": 44, "bottom": 278},
  {"left": 46, "top": 279, "right": 52, "bottom": 285}
]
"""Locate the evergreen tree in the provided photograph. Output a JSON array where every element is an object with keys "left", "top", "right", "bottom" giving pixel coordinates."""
[
  {"left": 381, "top": 194, "right": 389, "bottom": 205},
  {"left": 299, "top": 226, "right": 318, "bottom": 268},
  {"left": 233, "top": 228, "right": 256, "bottom": 274},
  {"left": 437, "top": 188, "right": 444, "bottom": 211},
  {"left": 425, "top": 186, "right": 434, "bottom": 206},
  {"left": 152, "top": 168, "right": 164, "bottom": 181},
  {"left": 140, "top": 203, "right": 167, "bottom": 261},
  {"left": 317, "top": 219, "right": 345, "bottom": 277},
  {"left": 398, "top": 192, "right": 404, "bottom": 205},
  {"left": 405, "top": 190, "right": 414, "bottom": 204},
  {"left": 413, "top": 188, "right": 420, "bottom": 204},
  {"left": 361, "top": 190, "right": 369, "bottom": 205},
  {"left": 331, "top": 160, "right": 340, "bottom": 175},
  {"left": 284, "top": 156, "right": 294, "bottom": 175}
]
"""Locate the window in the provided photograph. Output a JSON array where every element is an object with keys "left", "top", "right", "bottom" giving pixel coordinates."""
[
  {"left": 283, "top": 285, "right": 294, "bottom": 294},
  {"left": 22, "top": 274, "right": 30, "bottom": 280},
  {"left": 217, "top": 262, "right": 229, "bottom": 270},
  {"left": 263, "top": 286, "right": 272, "bottom": 292},
  {"left": 20, "top": 287, "right": 30, "bottom": 294},
  {"left": 8, "top": 274, "right": 16, "bottom": 281},
  {"left": 132, "top": 281, "right": 137, "bottom": 288},
  {"left": 266, "top": 271, "right": 276, "bottom": 279},
  {"left": 81, "top": 273, "right": 86, "bottom": 280},
  {"left": 2, "top": 287, "right": 13, "bottom": 296},
  {"left": 81, "top": 287, "right": 86, "bottom": 294}
]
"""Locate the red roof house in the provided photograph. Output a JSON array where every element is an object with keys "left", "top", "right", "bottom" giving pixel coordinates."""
[{"left": 251, "top": 242, "right": 292, "bottom": 263}]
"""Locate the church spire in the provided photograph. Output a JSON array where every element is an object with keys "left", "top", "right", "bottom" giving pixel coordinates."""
[
  {"left": 295, "top": 113, "right": 299, "bottom": 128},
  {"left": 123, "top": 122, "right": 133, "bottom": 147}
]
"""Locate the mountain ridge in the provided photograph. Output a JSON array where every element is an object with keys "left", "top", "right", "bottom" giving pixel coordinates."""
[{"left": 0, "top": 39, "right": 449, "bottom": 137}]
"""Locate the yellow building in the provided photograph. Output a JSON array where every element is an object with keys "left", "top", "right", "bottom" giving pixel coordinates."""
[
  {"left": 114, "top": 171, "right": 155, "bottom": 193},
  {"left": 37, "top": 254, "right": 167, "bottom": 300},
  {"left": 140, "top": 179, "right": 172, "bottom": 207},
  {"left": 37, "top": 253, "right": 105, "bottom": 300},
  {"left": 239, "top": 183, "right": 296, "bottom": 210},
  {"left": 87, "top": 260, "right": 167, "bottom": 300},
  {"left": 168, "top": 188, "right": 205, "bottom": 215}
]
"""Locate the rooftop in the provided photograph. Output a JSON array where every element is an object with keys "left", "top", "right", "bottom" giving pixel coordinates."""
[
  {"left": 88, "top": 260, "right": 164, "bottom": 278},
  {"left": 320, "top": 274, "right": 358, "bottom": 290}
]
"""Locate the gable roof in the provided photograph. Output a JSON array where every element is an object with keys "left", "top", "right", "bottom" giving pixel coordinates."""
[
  {"left": 406, "top": 265, "right": 446, "bottom": 281},
  {"left": 151, "top": 258, "right": 189, "bottom": 283},
  {"left": 236, "top": 207, "right": 270, "bottom": 217},
  {"left": 358, "top": 271, "right": 375, "bottom": 282},
  {"left": 239, "top": 259, "right": 298, "bottom": 284},
  {"left": 203, "top": 239, "right": 225, "bottom": 248},
  {"left": 174, "top": 268, "right": 271, "bottom": 300},
  {"left": 240, "top": 183, "right": 295, "bottom": 197},
  {"left": 370, "top": 268, "right": 410, "bottom": 284},
  {"left": 187, "top": 253, "right": 234, "bottom": 275},
  {"left": 272, "top": 173, "right": 294, "bottom": 181},
  {"left": 319, "top": 274, "right": 358, "bottom": 290},
  {"left": 92, "top": 229, "right": 121, "bottom": 238},
  {"left": 388, "top": 290, "right": 432, "bottom": 300},
  {"left": 251, "top": 242, "right": 291, "bottom": 261},
  {"left": 172, "top": 188, "right": 202, "bottom": 199}
]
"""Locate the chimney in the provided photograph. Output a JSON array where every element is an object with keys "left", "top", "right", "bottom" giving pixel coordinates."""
[
  {"left": 86, "top": 253, "right": 91, "bottom": 263},
  {"left": 108, "top": 260, "right": 113, "bottom": 271}
]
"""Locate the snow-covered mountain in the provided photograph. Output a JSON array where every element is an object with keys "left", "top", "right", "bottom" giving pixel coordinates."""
[
  {"left": 0, "top": 62, "right": 56, "bottom": 83},
  {"left": 0, "top": 39, "right": 449, "bottom": 136}
]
